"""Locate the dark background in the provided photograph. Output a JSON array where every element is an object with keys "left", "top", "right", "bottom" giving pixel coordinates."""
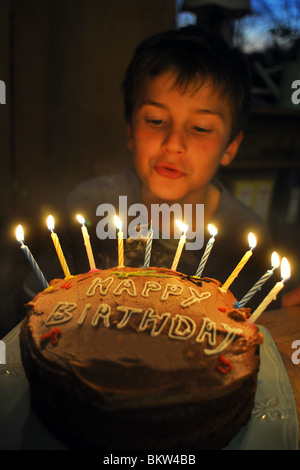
[{"left": 1, "top": 0, "right": 299, "bottom": 337}]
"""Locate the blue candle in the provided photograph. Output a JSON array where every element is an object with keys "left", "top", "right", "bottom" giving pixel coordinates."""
[
  {"left": 195, "top": 224, "right": 217, "bottom": 278},
  {"left": 235, "top": 251, "right": 280, "bottom": 308},
  {"left": 16, "top": 225, "right": 49, "bottom": 290}
]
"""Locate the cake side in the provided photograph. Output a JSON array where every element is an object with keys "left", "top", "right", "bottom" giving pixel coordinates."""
[{"left": 20, "top": 266, "right": 263, "bottom": 449}]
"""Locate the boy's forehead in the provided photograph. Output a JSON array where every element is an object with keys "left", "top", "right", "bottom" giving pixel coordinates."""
[
  {"left": 139, "top": 72, "right": 210, "bottom": 96},
  {"left": 135, "top": 72, "right": 231, "bottom": 115}
]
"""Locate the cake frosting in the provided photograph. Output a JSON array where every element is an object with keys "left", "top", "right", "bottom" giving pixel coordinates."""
[{"left": 20, "top": 266, "right": 263, "bottom": 450}]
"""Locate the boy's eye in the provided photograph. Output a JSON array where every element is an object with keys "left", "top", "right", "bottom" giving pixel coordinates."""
[
  {"left": 146, "top": 118, "right": 165, "bottom": 126},
  {"left": 192, "top": 125, "right": 209, "bottom": 133}
]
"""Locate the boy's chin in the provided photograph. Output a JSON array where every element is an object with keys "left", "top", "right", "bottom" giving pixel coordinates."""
[{"left": 149, "top": 185, "right": 189, "bottom": 204}]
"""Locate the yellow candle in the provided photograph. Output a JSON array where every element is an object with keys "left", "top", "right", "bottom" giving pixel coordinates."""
[
  {"left": 171, "top": 220, "right": 188, "bottom": 271},
  {"left": 221, "top": 232, "right": 256, "bottom": 292},
  {"left": 76, "top": 214, "right": 96, "bottom": 270},
  {"left": 47, "top": 215, "right": 71, "bottom": 278},
  {"left": 249, "top": 257, "right": 290, "bottom": 324},
  {"left": 114, "top": 215, "right": 124, "bottom": 267}
]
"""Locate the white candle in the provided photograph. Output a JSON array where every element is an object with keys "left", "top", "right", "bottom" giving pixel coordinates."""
[
  {"left": 76, "top": 214, "right": 96, "bottom": 271},
  {"left": 114, "top": 215, "right": 124, "bottom": 267},
  {"left": 143, "top": 222, "right": 153, "bottom": 268},
  {"left": 195, "top": 224, "right": 217, "bottom": 278},
  {"left": 221, "top": 232, "right": 256, "bottom": 292},
  {"left": 16, "top": 225, "right": 49, "bottom": 289},
  {"left": 47, "top": 215, "right": 71, "bottom": 278},
  {"left": 171, "top": 220, "right": 188, "bottom": 271},
  {"left": 249, "top": 257, "right": 290, "bottom": 324},
  {"left": 235, "top": 251, "right": 280, "bottom": 308}
]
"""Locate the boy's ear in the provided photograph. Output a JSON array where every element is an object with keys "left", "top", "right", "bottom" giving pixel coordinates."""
[
  {"left": 126, "top": 122, "right": 133, "bottom": 151},
  {"left": 220, "top": 131, "right": 243, "bottom": 166}
]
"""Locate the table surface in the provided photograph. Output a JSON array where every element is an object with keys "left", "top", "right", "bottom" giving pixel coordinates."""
[{"left": 259, "top": 306, "right": 300, "bottom": 449}]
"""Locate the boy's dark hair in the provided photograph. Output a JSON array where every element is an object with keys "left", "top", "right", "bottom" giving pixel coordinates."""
[{"left": 122, "top": 26, "right": 252, "bottom": 142}]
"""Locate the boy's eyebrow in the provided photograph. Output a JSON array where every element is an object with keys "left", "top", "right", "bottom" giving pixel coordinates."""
[
  {"left": 140, "top": 100, "right": 167, "bottom": 109},
  {"left": 140, "top": 100, "right": 224, "bottom": 119},
  {"left": 194, "top": 108, "right": 224, "bottom": 119}
]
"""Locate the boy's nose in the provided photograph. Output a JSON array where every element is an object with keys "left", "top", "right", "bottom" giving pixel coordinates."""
[{"left": 162, "top": 125, "right": 186, "bottom": 154}]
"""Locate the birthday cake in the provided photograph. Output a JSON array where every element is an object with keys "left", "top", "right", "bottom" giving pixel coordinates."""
[{"left": 20, "top": 266, "right": 263, "bottom": 450}]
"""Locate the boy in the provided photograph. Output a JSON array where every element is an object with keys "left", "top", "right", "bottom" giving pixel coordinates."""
[{"left": 30, "top": 26, "right": 275, "bottom": 306}]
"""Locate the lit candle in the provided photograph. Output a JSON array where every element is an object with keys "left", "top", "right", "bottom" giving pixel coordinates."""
[
  {"left": 143, "top": 222, "right": 153, "bottom": 268},
  {"left": 114, "top": 215, "right": 124, "bottom": 267},
  {"left": 16, "top": 225, "right": 49, "bottom": 289},
  {"left": 171, "top": 220, "right": 188, "bottom": 271},
  {"left": 235, "top": 251, "right": 280, "bottom": 308},
  {"left": 221, "top": 232, "right": 257, "bottom": 292},
  {"left": 47, "top": 215, "right": 71, "bottom": 278},
  {"left": 195, "top": 224, "right": 217, "bottom": 278},
  {"left": 76, "top": 214, "right": 96, "bottom": 271},
  {"left": 249, "top": 257, "right": 291, "bottom": 324}
]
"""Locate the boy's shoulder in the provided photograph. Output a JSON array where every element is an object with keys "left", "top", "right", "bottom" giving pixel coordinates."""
[{"left": 213, "top": 179, "right": 272, "bottom": 242}]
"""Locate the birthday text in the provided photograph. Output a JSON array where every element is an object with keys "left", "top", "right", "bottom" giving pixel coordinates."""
[
  {"left": 43, "top": 271, "right": 243, "bottom": 357},
  {"left": 45, "top": 302, "right": 242, "bottom": 356}
]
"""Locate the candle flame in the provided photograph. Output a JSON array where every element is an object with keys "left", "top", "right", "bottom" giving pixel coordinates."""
[
  {"left": 248, "top": 232, "right": 256, "bottom": 249},
  {"left": 208, "top": 224, "right": 218, "bottom": 237},
  {"left": 16, "top": 224, "right": 24, "bottom": 243},
  {"left": 47, "top": 215, "right": 55, "bottom": 231},
  {"left": 176, "top": 220, "right": 188, "bottom": 234},
  {"left": 281, "top": 257, "right": 291, "bottom": 281},
  {"left": 114, "top": 215, "right": 122, "bottom": 230},
  {"left": 76, "top": 214, "right": 85, "bottom": 225},
  {"left": 271, "top": 251, "right": 280, "bottom": 269}
]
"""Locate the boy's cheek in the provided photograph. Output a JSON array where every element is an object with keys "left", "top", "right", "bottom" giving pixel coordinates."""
[{"left": 125, "top": 122, "right": 134, "bottom": 150}]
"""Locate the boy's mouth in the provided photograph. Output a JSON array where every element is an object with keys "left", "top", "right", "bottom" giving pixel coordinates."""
[{"left": 155, "top": 163, "right": 185, "bottom": 179}]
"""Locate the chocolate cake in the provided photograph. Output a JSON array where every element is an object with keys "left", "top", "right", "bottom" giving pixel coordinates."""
[{"left": 20, "top": 266, "right": 263, "bottom": 450}]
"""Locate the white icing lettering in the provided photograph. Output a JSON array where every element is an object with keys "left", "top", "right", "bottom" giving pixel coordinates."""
[
  {"left": 168, "top": 314, "right": 196, "bottom": 340},
  {"left": 77, "top": 303, "right": 91, "bottom": 325},
  {"left": 45, "top": 302, "right": 76, "bottom": 326},
  {"left": 91, "top": 303, "right": 111, "bottom": 327},
  {"left": 49, "top": 274, "right": 245, "bottom": 356},
  {"left": 181, "top": 288, "right": 211, "bottom": 307},
  {"left": 116, "top": 306, "right": 143, "bottom": 328},
  {"left": 141, "top": 281, "right": 162, "bottom": 297},
  {"left": 204, "top": 323, "right": 243, "bottom": 356},
  {"left": 161, "top": 284, "right": 183, "bottom": 301},
  {"left": 87, "top": 277, "right": 114, "bottom": 296},
  {"left": 195, "top": 317, "right": 217, "bottom": 347},
  {"left": 138, "top": 308, "right": 171, "bottom": 336},
  {"left": 113, "top": 279, "right": 137, "bottom": 297}
]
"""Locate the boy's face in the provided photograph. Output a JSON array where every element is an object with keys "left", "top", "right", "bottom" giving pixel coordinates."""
[{"left": 126, "top": 72, "right": 242, "bottom": 205}]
